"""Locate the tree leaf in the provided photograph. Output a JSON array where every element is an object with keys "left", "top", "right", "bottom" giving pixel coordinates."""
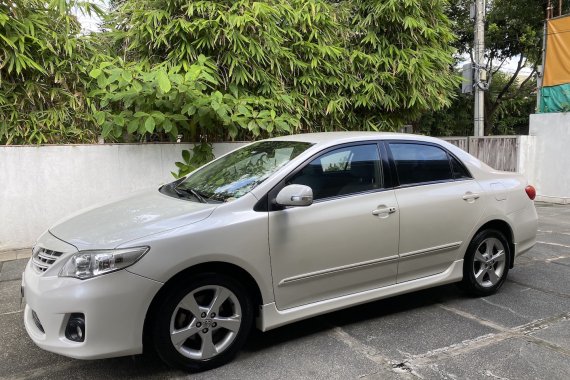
[
  {"left": 89, "top": 68, "right": 102, "bottom": 78},
  {"left": 94, "top": 111, "right": 106, "bottom": 125},
  {"left": 127, "top": 119, "right": 139, "bottom": 133},
  {"left": 157, "top": 70, "right": 171, "bottom": 93},
  {"left": 102, "top": 122, "right": 113, "bottom": 137},
  {"left": 182, "top": 149, "right": 191, "bottom": 163},
  {"left": 144, "top": 116, "right": 155, "bottom": 133}
]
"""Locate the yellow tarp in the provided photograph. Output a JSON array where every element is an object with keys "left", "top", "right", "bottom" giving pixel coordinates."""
[{"left": 544, "top": 15, "right": 570, "bottom": 87}]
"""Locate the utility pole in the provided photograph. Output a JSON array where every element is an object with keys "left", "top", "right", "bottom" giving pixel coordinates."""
[{"left": 473, "top": 0, "right": 486, "bottom": 137}]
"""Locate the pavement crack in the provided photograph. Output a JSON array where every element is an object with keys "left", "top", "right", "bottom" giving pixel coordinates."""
[
  {"left": 537, "top": 230, "right": 570, "bottom": 236},
  {"left": 536, "top": 241, "right": 570, "bottom": 249},
  {"left": 483, "top": 369, "right": 510, "bottom": 379},
  {"left": 405, "top": 313, "right": 570, "bottom": 368},
  {"left": 550, "top": 260, "right": 570, "bottom": 268},
  {"left": 1, "top": 360, "right": 83, "bottom": 380},
  {"left": 328, "top": 326, "right": 418, "bottom": 378},
  {"left": 508, "top": 279, "right": 570, "bottom": 299},
  {"left": 437, "top": 304, "right": 508, "bottom": 331},
  {"left": 404, "top": 333, "right": 512, "bottom": 367},
  {"left": 513, "top": 312, "right": 570, "bottom": 334},
  {"left": 329, "top": 326, "right": 382, "bottom": 359},
  {"left": 511, "top": 254, "right": 570, "bottom": 267},
  {"left": 392, "top": 362, "right": 423, "bottom": 378},
  {"left": 521, "top": 335, "right": 570, "bottom": 359},
  {"left": 480, "top": 298, "right": 531, "bottom": 319},
  {"left": 0, "top": 309, "right": 23, "bottom": 316},
  {"left": 544, "top": 255, "right": 570, "bottom": 262}
]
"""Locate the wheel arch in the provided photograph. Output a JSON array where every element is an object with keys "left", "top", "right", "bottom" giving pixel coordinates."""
[
  {"left": 142, "top": 261, "right": 264, "bottom": 353},
  {"left": 471, "top": 219, "right": 515, "bottom": 269}
]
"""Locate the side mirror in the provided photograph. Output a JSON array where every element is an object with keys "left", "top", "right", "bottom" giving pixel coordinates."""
[{"left": 275, "top": 184, "right": 313, "bottom": 207}]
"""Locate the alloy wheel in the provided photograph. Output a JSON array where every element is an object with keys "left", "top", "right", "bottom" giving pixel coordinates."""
[
  {"left": 169, "top": 285, "right": 242, "bottom": 360},
  {"left": 472, "top": 237, "right": 507, "bottom": 288}
]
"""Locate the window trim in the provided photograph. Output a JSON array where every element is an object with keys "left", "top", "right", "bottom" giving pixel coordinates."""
[
  {"left": 384, "top": 140, "right": 474, "bottom": 189},
  {"left": 449, "top": 153, "right": 473, "bottom": 181},
  {"left": 261, "top": 141, "right": 388, "bottom": 211}
]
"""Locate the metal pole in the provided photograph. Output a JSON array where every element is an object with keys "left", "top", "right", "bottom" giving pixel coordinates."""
[
  {"left": 474, "top": 0, "right": 485, "bottom": 137},
  {"left": 537, "top": 22, "right": 547, "bottom": 112}
]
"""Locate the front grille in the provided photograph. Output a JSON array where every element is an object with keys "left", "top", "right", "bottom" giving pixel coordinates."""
[{"left": 31, "top": 247, "right": 64, "bottom": 273}]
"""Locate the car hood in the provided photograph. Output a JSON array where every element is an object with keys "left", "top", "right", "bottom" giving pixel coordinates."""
[{"left": 49, "top": 189, "right": 216, "bottom": 250}]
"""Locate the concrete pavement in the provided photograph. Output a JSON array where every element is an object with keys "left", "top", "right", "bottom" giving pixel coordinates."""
[{"left": 1, "top": 204, "right": 569, "bottom": 379}]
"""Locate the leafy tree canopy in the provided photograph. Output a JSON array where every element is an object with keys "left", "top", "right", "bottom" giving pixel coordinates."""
[
  {"left": 418, "top": 0, "right": 552, "bottom": 136},
  {"left": 417, "top": 70, "right": 536, "bottom": 136}
]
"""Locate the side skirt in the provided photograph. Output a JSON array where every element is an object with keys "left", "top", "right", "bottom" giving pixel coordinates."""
[{"left": 257, "top": 259, "right": 464, "bottom": 331}]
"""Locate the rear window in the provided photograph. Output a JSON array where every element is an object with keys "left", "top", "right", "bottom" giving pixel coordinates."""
[{"left": 389, "top": 143, "right": 453, "bottom": 186}]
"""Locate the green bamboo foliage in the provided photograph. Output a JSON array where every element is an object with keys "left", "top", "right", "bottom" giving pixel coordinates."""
[
  {"left": 109, "top": 0, "right": 459, "bottom": 136},
  {"left": 0, "top": 0, "right": 103, "bottom": 144},
  {"left": 2, "top": 0, "right": 459, "bottom": 177},
  {"left": 345, "top": 0, "right": 459, "bottom": 127}
]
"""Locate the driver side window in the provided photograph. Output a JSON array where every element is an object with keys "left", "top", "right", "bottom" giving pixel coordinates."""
[{"left": 288, "top": 144, "right": 382, "bottom": 200}]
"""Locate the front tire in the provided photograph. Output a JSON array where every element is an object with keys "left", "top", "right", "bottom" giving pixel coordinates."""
[
  {"left": 152, "top": 273, "right": 254, "bottom": 372},
  {"left": 461, "top": 229, "right": 510, "bottom": 296}
]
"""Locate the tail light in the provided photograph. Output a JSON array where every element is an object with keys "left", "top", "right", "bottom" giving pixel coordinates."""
[{"left": 525, "top": 185, "right": 536, "bottom": 200}]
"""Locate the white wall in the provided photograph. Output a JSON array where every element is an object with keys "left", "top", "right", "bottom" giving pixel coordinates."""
[
  {"left": 2, "top": 125, "right": 568, "bottom": 250},
  {"left": 528, "top": 113, "right": 570, "bottom": 204},
  {"left": 0, "top": 143, "right": 247, "bottom": 251}
]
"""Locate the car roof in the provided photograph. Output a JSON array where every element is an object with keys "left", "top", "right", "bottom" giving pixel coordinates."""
[
  {"left": 263, "top": 132, "right": 494, "bottom": 176},
  {"left": 267, "top": 131, "right": 446, "bottom": 146}
]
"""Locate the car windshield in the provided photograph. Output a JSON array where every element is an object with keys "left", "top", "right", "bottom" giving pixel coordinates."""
[{"left": 170, "top": 141, "right": 313, "bottom": 202}]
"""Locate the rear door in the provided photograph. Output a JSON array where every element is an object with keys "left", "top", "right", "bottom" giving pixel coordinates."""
[{"left": 386, "top": 141, "right": 485, "bottom": 283}]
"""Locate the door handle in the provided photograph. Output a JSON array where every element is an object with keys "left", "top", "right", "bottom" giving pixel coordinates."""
[
  {"left": 372, "top": 207, "right": 397, "bottom": 216},
  {"left": 462, "top": 192, "right": 480, "bottom": 202}
]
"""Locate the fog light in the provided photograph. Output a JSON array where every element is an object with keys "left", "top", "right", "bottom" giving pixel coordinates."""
[
  {"left": 31, "top": 310, "right": 45, "bottom": 334},
  {"left": 65, "top": 313, "right": 85, "bottom": 342}
]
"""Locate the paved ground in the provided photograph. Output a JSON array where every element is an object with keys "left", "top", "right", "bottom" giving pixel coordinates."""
[{"left": 1, "top": 204, "right": 569, "bottom": 380}]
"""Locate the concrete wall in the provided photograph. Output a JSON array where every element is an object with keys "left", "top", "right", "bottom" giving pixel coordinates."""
[
  {"left": 2, "top": 123, "right": 568, "bottom": 249},
  {"left": 0, "top": 143, "right": 247, "bottom": 251},
  {"left": 528, "top": 113, "right": 570, "bottom": 204}
]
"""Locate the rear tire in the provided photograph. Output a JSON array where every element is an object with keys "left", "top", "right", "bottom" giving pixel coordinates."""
[
  {"left": 152, "top": 273, "right": 254, "bottom": 372},
  {"left": 461, "top": 229, "right": 510, "bottom": 296}
]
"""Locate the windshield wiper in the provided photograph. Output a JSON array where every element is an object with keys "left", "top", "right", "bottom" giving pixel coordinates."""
[{"left": 173, "top": 186, "right": 207, "bottom": 203}]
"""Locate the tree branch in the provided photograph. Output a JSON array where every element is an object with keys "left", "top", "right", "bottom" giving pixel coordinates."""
[
  {"left": 492, "top": 58, "right": 507, "bottom": 75},
  {"left": 488, "top": 49, "right": 495, "bottom": 73},
  {"left": 492, "top": 54, "right": 525, "bottom": 109},
  {"left": 502, "top": 66, "right": 537, "bottom": 102}
]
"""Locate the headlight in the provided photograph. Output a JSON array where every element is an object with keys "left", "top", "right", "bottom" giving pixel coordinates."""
[{"left": 59, "top": 247, "right": 149, "bottom": 279}]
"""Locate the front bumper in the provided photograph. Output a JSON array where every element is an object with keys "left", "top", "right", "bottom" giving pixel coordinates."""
[{"left": 23, "top": 260, "right": 162, "bottom": 359}]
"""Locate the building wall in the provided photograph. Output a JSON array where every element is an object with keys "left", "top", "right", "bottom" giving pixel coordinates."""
[
  {"left": 529, "top": 113, "right": 570, "bottom": 204},
  {"left": 0, "top": 143, "right": 247, "bottom": 251}
]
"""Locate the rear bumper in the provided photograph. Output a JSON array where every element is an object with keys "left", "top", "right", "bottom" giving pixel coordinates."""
[
  {"left": 23, "top": 260, "right": 162, "bottom": 359},
  {"left": 508, "top": 203, "right": 538, "bottom": 259}
]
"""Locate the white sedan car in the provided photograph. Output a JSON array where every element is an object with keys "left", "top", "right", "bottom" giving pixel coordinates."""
[{"left": 23, "top": 132, "right": 537, "bottom": 371}]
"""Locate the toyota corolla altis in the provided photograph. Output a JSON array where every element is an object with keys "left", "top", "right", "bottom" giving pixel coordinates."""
[{"left": 22, "top": 132, "right": 537, "bottom": 371}]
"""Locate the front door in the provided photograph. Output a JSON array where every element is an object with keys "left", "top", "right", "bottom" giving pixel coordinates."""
[{"left": 268, "top": 143, "right": 400, "bottom": 310}]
